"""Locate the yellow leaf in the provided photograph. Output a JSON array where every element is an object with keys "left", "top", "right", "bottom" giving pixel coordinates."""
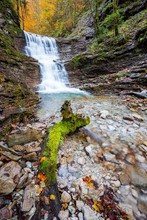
[
  {"left": 40, "top": 156, "right": 46, "bottom": 163},
  {"left": 50, "top": 194, "right": 55, "bottom": 200},
  {"left": 93, "top": 200, "right": 101, "bottom": 212},
  {"left": 37, "top": 172, "right": 47, "bottom": 181}
]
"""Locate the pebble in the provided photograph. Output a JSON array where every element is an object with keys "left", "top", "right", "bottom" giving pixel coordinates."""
[
  {"left": 61, "top": 191, "right": 72, "bottom": 203},
  {"left": 77, "top": 157, "right": 85, "bottom": 165},
  {"left": 76, "top": 200, "right": 84, "bottom": 211},
  {"left": 26, "top": 161, "right": 32, "bottom": 168},
  {"left": 58, "top": 210, "right": 69, "bottom": 220},
  {"left": 103, "top": 153, "right": 115, "bottom": 161},
  {"left": 68, "top": 205, "right": 76, "bottom": 214}
]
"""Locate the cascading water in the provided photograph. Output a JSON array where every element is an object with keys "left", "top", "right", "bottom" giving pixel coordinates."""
[
  {"left": 23, "top": 31, "right": 88, "bottom": 118},
  {"left": 24, "top": 31, "right": 85, "bottom": 94}
]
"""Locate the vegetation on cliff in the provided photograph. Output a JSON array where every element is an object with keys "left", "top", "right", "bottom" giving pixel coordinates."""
[{"left": 0, "top": 0, "right": 39, "bottom": 135}]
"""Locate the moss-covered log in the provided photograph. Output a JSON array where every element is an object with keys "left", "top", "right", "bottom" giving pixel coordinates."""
[{"left": 40, "top": 100, "right": 90, "bottom": 185}]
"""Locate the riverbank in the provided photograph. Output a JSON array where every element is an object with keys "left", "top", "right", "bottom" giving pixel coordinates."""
[{"left": 0, "top": 94, "right": 146, "bottom": 219}]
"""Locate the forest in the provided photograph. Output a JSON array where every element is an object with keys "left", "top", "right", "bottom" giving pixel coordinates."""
[
  {"left": 11, "top": 0, "right": 123, "bottom": 37},
  {"left": 0, "top": 0, "right": 147, "bottom": 220}
]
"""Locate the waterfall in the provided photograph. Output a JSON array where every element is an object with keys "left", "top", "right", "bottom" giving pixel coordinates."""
[{"left": 23, "top": 31, "right": 86, "bottom": 94}]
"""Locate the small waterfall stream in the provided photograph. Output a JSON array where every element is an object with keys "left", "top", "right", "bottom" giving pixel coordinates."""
[{"left": 24, "top": 31, "right": 88, "bottom": 118}]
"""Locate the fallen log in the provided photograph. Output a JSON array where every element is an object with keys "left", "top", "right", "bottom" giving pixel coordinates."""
[{"left": 39, "top": 100, "right": 90, "bottom": 218}]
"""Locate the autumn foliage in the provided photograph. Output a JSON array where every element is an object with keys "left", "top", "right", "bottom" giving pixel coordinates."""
[{"left": 12, "top": 0, "right": 90, "bottom": 36}]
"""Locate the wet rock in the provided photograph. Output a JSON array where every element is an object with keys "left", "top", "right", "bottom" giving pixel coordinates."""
[
  {"left": 137, "top": 194, "right": 147, "bottom": 215},
  {"left": 21, "top": 184, "right": 36, "bottom": 212},
  {"left": 120, "top": 165, "right": 147, "bottom": 187},
  {"left": 0, "top": 161, "right": 21, "bottom": 195},
  {"left": 58, "top": 210, "right": 69, "bottom": 220},
  {"left": 7, "top": 128, "right": 42, "bottom": 147},
  {"left": 61, "top": 191, "right": 71, "bottom": 203}
]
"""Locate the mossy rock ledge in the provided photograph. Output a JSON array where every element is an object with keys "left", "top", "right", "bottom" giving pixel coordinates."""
[{"left": 40, "top": 100, "right": 90, "bottom": 185}]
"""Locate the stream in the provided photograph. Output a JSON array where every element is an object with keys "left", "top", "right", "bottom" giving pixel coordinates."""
[{"left": 22, "top": 32, "right": 147, "bottom": 219}]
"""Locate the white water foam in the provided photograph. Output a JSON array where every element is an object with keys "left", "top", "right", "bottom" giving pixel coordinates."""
[{"left": 23, "top": 31, "right": 87, "bottom": 95}]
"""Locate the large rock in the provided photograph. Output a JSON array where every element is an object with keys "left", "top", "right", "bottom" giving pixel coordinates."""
[
  {"left": 7, "top": 128, "right": 42, "bottom": 147},
  {"left": 137, "top": 194, "right": 147, "bottom": 215},
  {"left": 0, "top": 161, "right": 21, "bottom": 195},
  {"left": 21, "top": 184, "right": 36, "bottom": 212},
  {"left": 120, "top": 164, "right": 147, "bottom": 187}
]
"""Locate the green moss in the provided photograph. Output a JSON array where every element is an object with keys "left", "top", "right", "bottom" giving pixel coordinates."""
[
  {"left": 114, "top": 71, "right": 127, "bottom": 79},
  {"left": 72, "top": 55, "right": 82, "bottom": 66},
  {"left": 40, "top": 101, "right": 90, "bottom": 185}
]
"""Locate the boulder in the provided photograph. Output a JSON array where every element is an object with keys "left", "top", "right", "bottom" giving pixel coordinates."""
[
  {"left": 0, "top": 161, "right": 21, "bottom": 195},
  {"left": 7, "top": 128, "right": 42, "bottom": 147}
]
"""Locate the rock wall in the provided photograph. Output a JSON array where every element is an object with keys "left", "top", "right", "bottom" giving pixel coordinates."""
[
  {"left": 0, "top": 0, "right": 40, "bottom": 130},
  {"left": 57, "top": 0, "right": 147, "bottom": 94}
]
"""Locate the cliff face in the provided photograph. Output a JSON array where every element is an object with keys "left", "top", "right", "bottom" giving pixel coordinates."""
[
  {"left": 58, "top": 0, "right": 147, "bottom": 94},
  {"left": 0, "top": 0, "right": 40, "bottom": 131}
]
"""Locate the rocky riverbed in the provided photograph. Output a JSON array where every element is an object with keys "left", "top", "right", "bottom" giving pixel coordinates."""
[{"left": 0, "top": 95, "right": 147, "bottom": 220}]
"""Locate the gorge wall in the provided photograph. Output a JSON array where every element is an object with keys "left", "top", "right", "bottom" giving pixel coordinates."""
[
  {"left": 57, "top": 0, "right": 147, "bottom": 94},
  {"left": 0, "top": 0, "right": 40, "bottom": 132}
]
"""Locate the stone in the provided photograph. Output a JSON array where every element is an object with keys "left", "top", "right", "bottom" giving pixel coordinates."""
[
  {"left": 26, "top": 161, "right": 32, "bottom": 168},
  {"left": 23, "top": 152, "right": 37, "bottom": 161},
  {"left": 17, "top": 172, "right": 29, "bottom": 189},
  {"left": 111, "top": 180, "right": 121, "bottom": 188},
  {"left": 78, "top": 212, "right": 84, "bottom": 220},
  {"left": 0, "top": 206, "right": 13, "bottom": 220},
  {"left": 119, "top": 203, "right": 135, "bottom": 220},
  {"left": 25, "top": 142, "right": 41, "bottom": 153},
  {"left": 61, "top": 191, "right": 71, "bottom": 203},
  {"left": 77, "top": 157, "right": 85, "bottom": 165},
  {"left": 131, "top": 188, "right": 138, "bottom": 198},
  {"left": 0, "top": 161, "right": 21, "bottom": 195},
  {"left": 132, "top": 113, "right": 143, "bottom": 121},
  {"left": 120, "top": 165, "right": 147, "bottom": 187},
  {"left": 103, "top": 153, "right": 115, "bottom": 161},
  {"left": 137, "top": 194, "right": 147, "bottom": 215},
  {"left": 21, "top": 184, "right": 36, "bottom": 212},
  {"left": 12, "top": 145, "right": 25, "bottom": 152},
  {"left": 100, "top": 110, "right": 109, "bottom": 119},
  {"left": 76, "top": 200, "right": 84, "bottom": 211},
  {"left": 0, "top": 151, "right": 21, "bottom": 161},
  {"left": 7, "top": 128, "right": 42, "bottom": 147},
  {"left": 135, "top": 155, "right": 145, "bottom": 163},
  {"left": 82, "top": 205, "right": 98, "bottom": 220},
  {"left": 58, "top": 210, "right": 69, "bottom": 220},
  {"left": 68, "top": 205, "right": 76, "bottom": 214}
]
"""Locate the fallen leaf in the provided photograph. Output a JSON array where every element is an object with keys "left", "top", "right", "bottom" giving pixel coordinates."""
[
  {"left": 62, "top": 203, "right": 68, "bottom": 210},
  {"left": 37, "top": 172, "right": 47, "bottom": 181},
  {"left": 50, "top": 194, "right": 55, "bottom": 200},
  {"left": 93, "top": 200, "right": 102, "bottom": 212},
  {"left": 40, "top": 156, "right": 46, "bottom": 163}
]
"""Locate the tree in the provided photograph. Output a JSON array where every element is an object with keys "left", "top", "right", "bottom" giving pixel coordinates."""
[{"left": 113, "top": 0, "right": 119, "bottom": 36}]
